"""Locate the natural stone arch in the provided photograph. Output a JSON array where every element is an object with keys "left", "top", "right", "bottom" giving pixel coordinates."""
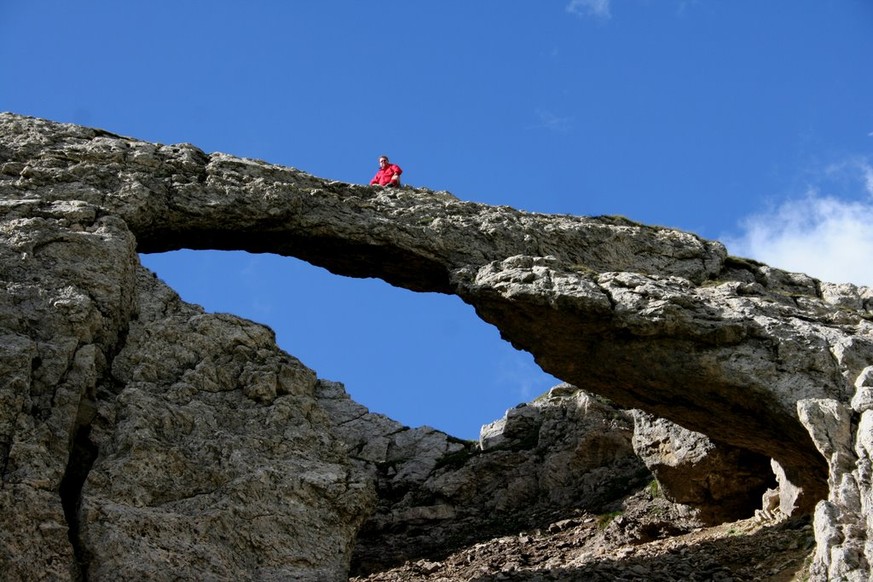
[
  {"left": 7, "top": 112, "right": 873, "bottom": 579},
  {"left": 2, "top": 112, "right": 847, "bottom": 511}
]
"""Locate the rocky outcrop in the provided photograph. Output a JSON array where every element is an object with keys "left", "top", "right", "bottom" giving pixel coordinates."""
[
  {"left": 0, "top": 190, "right": 374, "bottom": 580},
  {"left": 3, "top": 113, "right": 873, "bottom": 579},
  {"left": 81, "top": 271, "right": 374, "bottom": 581},
  {"left": 801, "top": 373, "right": 873, "bottom": 581},
  {"left": 318, "top": 381, "right": 652, "bottom": 575},
  {"left": 630, "top": 410, "right": 775, "bottom": 525}
]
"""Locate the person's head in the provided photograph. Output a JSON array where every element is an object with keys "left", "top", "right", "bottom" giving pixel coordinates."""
[{"left": 379, "top": 155, "right": 389, "bottom": 167}]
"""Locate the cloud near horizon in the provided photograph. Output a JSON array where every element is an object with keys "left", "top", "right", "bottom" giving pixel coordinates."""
[{"left": 723, "top": 159, "right": 873, "bottom": 287}]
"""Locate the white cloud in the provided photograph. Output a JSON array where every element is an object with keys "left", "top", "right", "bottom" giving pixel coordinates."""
[
  {"left": 724, "top": 159, "right": 873, "bottom": 287},
  {"left": 863, "top": 163, "right": 873, "bottom": 195},
  {"left": 567, "top": 0, "right": 611, "bottom": 20}
]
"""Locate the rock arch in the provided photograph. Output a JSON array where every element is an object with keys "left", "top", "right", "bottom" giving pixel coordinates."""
[{"left": 4, "top": 113, "right": 873, "bottom": 579}]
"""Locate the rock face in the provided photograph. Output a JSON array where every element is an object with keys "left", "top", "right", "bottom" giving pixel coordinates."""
[
  {"left": 80, "top": 271, "right": 374, "bottom": 581},
  {"left": 630, "top": 410, "right": 775, "bottom": 525},
  {"left": 318, "top": 381, "right": 651, "bottom": 575},
  {"left": 0, "top": 186, "right": 374, "bottom": 580},
  {"left": 2, "top": 113, "right": 873, "bottom": 579}
]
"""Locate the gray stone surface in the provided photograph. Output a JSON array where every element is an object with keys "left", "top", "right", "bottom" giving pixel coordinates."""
[
  {"left": 0, "top": 150, "right": 374, "bottom": 579},
  {"left": 630, "top": 410, "right": 774, "bottom": 525},
  {"left": 316, "top": 382, "right": 651, "bottom": 575},
  {"left": 3, "top": 113, "right": 873, "bottom": 579},
  {"left": 79, "top": 271, "right": 374, "bottom": 581}
]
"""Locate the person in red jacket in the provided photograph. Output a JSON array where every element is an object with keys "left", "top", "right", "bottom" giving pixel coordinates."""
[{"left": 370, "top": 155, "right": 403, "bottom": 187}]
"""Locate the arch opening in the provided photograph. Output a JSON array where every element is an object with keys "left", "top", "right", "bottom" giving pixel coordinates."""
[{"left": 139, "top": 249, "right": 560, "bottom": 440}]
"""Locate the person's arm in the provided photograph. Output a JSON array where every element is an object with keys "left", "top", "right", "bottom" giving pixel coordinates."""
[{"left": 389, "top": 165, "right": 402, "bottom": 185}]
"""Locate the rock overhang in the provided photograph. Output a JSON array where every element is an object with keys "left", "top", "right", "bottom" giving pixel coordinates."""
[{"left": 4, "top": 111, "right": 873, "bottom": 514}]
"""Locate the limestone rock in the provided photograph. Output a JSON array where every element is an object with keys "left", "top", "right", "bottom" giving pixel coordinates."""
[
  {"left": 317, "top": 382, "right": 651, "bottom": 575},
  {"left": 4, "top": 113, "right": 873, "bottom": 579},
  {"left": 0, "top": 195, "right": 138, "bottom": 580},
  {"left": 801, "top": 393, "right": 871, "bottom": 582},
  {"left": 79, "top": 271, "right": 375, "bottom": 581},
  {"left": 630, "top": 410, "right": 774, "bottom": 524},
  {"left": 0, "top": 159, "right": 374, "bottom": 579}
]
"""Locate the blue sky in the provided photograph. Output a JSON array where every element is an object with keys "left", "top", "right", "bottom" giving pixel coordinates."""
[{"left": 3, "top": 1, "right": 872, "bottom": 439}]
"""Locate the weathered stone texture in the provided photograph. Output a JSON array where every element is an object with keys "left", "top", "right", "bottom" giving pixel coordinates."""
[
  {"left": 318, "top": 381, "right": 651, "bottom": 575},
  {"left": 630, "top": 410, "right": 775, "bottom": 525},
  {"left": 1, "top": 196, "right": 138, "bottom": 580},
  {"left": 78, "top": 270, "right": 374, "bottom": 581},
  {"left": 3, "top": 112, "right": 873, "bottom": 579},
  {"left": 1, "top": 133, "right": 375, "bottom": 579}
]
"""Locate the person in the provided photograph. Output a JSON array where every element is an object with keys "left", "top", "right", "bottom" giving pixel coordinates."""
[{"left": 370, "top": 155, "right": 403, "bottom": 187}]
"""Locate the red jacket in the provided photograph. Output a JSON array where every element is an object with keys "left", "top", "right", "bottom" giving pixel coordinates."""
[{"left": 370, "top": 163, "right": 403, "bottom": 186}]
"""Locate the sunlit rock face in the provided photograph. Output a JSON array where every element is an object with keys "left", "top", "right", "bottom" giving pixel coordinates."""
[
  {"left": 2, "top": 113, "right": 873, "bottom": 580},
  {"left": 318, "top": 381, "right": 652, "bottom": 575},
  {"left": 0, "top": 172, "right": 374, "bottom": 579}
]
